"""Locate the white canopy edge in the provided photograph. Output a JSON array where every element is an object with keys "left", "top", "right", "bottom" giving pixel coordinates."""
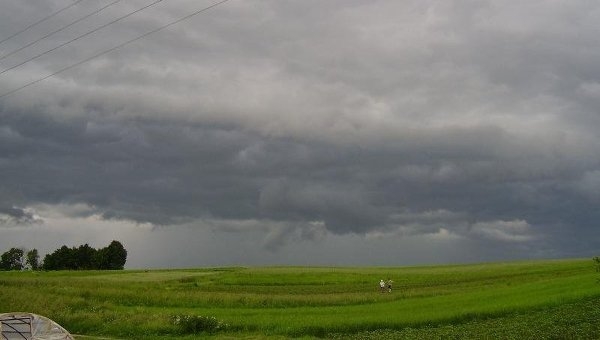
[{"left": 0, "top": 313, "right": 74, "bottom": 340}]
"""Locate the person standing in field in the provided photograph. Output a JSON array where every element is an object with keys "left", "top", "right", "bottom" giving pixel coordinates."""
[
  {"left": 387, "top": 279, "right": 393, "bottom": 293},
  {"left": 379, "top": 279, "right": 386, "bottom": 293}
]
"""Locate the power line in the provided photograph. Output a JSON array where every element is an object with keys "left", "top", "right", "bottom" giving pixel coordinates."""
[
  {"left": 0, "top": 0, "right": 123, "bottom": 61},
  {"left": 0, "top": 0, "right": 166, "bottom": 77},
  {"left": 0, "top": 0, "right": 87, "bottom": 46},
  {"left": 0, "top": 0, "right": 230, "bottom": 99}
]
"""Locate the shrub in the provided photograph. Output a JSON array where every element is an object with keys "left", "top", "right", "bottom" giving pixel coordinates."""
[
  {"left": 171, "top": 314, "right": 228, "bottom": 334},
  {"left": 594, "top": 257, "right": 600, "bottom": 283}
]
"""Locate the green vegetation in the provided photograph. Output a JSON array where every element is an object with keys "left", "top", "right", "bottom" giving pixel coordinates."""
[
  {"left": 0, "top": 247, "right": 24, "bottom": 270},
  {"left": 0, "top": 241, "right": 127, "bottom": 271},
  {"left": 0, "top": 259, "right": 599, "bottom": 339},
  {"left": 42, "top": 240, "right": 127, "bottom": 270}
]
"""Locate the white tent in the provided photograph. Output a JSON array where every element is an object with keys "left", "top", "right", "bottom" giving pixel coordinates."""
[{"left": 0, "top": 313, "right": 74, "bottom": 340}]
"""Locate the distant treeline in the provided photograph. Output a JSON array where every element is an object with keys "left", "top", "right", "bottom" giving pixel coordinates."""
[{"left": 0, "top": 240, "right": 127, "bottom": 271}]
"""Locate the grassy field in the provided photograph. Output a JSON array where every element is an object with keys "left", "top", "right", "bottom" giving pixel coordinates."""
[{"left": 0, "top": 259, "right": 599, "bottom": 339}]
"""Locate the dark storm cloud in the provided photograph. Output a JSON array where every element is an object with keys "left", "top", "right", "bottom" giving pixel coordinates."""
[
  {"left": 1, "top": 0, "right": 600, "bottom": 261},
  {"left": 1, "top": 103, "right": 595, "bottom": 245},
  {"left": 259, "top": 178, "right": 387, "bottom": 233}
]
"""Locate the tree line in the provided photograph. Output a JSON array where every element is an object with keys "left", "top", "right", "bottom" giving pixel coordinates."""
[{"left": 0, "top": 240, "right": 127, "bottom": 271}]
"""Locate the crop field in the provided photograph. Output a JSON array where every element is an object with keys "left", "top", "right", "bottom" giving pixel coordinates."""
[{"left": 1, "top": 258, "right": 599, "bottom": 339}]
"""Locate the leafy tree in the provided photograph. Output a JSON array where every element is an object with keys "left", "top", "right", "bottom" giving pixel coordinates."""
[
  {"left": 76, "top": 244, "right": 98, "bottom": 270},
  {"left": 96, "top": 240, "right": 127, "bottom": 270},
  {"left": 25, "top": 249, "right": 40, "bottom": 270},
  {"left": 43, "top": 246, "right": 75, "bottom": 270},
  {"left": 1, "top": 248, "right": 24, "bottom": 271},
  {"left": 42, "top": 241, "right": 127, "bottom": 270}
]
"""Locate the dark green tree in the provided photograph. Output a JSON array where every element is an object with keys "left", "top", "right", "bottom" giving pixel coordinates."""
[
  {"left": 1, "top": 248, "right": 24, "bottom": 271},
  {"left": 42, "top": 241, "right": 127, "bottom": 270},
  {"left": 96, "top": 240, "right": 127, "bottom": 270},
  {"left": 25, "top": 248, "right": 40, "bottom": 270},
  {"left": 76, "top": 244, "right": 98, "bottom": 270},
  {"left": 43, "top": 245, "right": 76, "bottom": 270}
]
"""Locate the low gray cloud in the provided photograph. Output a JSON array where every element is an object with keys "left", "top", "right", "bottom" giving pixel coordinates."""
[{"left": 0, "top": 206, "right": 41, "bottom": 225}]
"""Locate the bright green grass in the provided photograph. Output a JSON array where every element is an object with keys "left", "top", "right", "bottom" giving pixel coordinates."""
[{"left": 0, "top": 259, "right": 598, "bottom": 339}]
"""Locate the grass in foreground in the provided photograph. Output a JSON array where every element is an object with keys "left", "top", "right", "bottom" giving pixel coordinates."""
[
  {"left": 0, "top": 259, "right": 599, "bottom": 338},
  {"left": 329, "top": 296, "right": 600, "bottom": 339}
]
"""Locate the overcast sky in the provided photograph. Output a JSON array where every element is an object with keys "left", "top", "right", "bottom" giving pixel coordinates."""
[{"left": 1, "top": 0, "right": 599, "bottom": 268}]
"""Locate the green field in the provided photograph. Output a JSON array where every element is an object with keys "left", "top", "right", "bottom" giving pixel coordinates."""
[{"left": 1, "top": 259, "right": 599, "bottom": 339}]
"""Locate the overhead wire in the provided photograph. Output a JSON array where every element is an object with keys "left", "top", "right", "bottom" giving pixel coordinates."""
[
  {"left": 0, "top": 0, "right": 166, "bottom": 77},
  {"left": 0, "top": 0, "right": 230, "bottom": 99},
  {"left": 0, "top": 0, "right": 123, "bottom": 61},
  {"left": 0, "top": 0, "right": 87, "bottom": 46}
]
